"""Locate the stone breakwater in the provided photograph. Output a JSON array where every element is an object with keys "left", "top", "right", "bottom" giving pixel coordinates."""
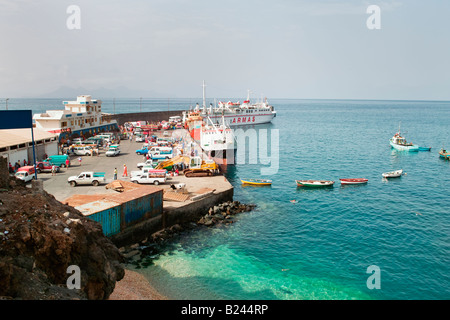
[{"left": 119, "top": 200, "right": 256, "bottom": 267}]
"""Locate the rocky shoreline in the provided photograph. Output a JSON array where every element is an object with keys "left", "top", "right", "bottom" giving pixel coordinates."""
[{"left": 118, "top": 200, "right": 256, "bottom": 270}]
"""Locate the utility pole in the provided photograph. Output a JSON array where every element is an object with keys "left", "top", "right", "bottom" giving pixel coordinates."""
[
  {"left": 140, "top": 97, "right": 142, "bottom": 113},
  {"left": 113, "top": 98, "right": 116, "bottom": 114},
  {"left": 5, "top": 98, "right": 9, "bottom": 110}
]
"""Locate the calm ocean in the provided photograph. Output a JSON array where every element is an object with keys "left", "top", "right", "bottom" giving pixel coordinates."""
[{"left": 7, "top": 98, "right": 450, "bottom": 299}]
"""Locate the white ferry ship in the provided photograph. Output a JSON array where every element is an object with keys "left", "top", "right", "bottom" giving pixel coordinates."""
[
  {"left": 200, "top": 90, "right": 276, "bottom": 127},
  {"left": 33, "top": 95, "right": 119, "bottom": 141}
]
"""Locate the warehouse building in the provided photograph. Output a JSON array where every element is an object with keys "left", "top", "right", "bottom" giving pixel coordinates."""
[{"left": 0, "top": 128, "right": 59, "bottom": 166}]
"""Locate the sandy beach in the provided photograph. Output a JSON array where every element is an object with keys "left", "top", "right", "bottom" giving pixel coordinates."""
[{"left": 109, "top": 269, "right": 168, "bottom": 300}]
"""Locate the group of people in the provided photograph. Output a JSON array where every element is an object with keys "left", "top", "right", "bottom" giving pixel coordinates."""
[
  {"left": 8, "top": 159, "right": 30, "bottom": 173},
  {"left": 113, "top": 165, "right": 128, "bottom": 180}
]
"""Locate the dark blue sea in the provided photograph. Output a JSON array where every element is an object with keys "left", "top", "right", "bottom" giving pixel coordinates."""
[{"left": 7, "top": 98, "right": 450, "bottom": 299}]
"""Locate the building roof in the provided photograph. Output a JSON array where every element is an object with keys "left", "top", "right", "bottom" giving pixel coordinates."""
[{"left": 0, "top": 128, "right": 58, "bottom": 149}]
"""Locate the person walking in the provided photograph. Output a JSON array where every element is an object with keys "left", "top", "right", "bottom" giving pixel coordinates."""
[
  {"left": 122, "top": 164, "right": 128, "bottom": 177},
  {"left": 65, "top": 158, "right": 70, "bottom": 168},
  {"left": 51, "top": 165, "right": 56, "bottom": 176},
  {"left": 114, "top": 168, "right": 118, "bottom": 180},
  {"left": 78, "top": 157, "right": 82, "bottom": 166}
]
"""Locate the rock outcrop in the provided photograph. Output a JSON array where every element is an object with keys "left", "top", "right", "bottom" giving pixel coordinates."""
[{"left": 0, "top": 167, "right": 124, "bottom": 300}]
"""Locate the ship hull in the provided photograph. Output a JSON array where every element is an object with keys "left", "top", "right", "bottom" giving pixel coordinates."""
[{"left": 207, "top": 112, "right": 275, "bottom": 127}]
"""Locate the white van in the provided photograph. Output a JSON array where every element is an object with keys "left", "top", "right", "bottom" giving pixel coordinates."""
[
  {"left": 148, "top": 146, "right": 172, "bottom": 156},
  {"left": 73, "top": 146, "right": 93, "bottom": 156}
]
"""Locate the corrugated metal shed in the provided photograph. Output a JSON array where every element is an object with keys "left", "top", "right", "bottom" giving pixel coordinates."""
[
  {"left": 0, "top": 128, "right": 58, "bottom": 148},
  {"left": 65, "top": 185, "right": 163, "bottom": 237}
]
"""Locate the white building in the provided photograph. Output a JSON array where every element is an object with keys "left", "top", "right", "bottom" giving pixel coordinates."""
[
  {"left": 0, "top": 128, "right": 59, "bottom": 166},
  {"left": 33, "top": 95, "right": 118, "bottom": 140}
]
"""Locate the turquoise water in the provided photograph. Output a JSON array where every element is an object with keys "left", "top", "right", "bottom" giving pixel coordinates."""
[
  {"left": 8, "top": 98, "right": 450, "bottom": 299},
  {"left": 132, "top": 99, "right": 450, "bottom": 300}
]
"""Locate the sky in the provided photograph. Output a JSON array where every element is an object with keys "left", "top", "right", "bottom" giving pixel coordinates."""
[{"left": 0, "top": 0, "right": 449, "bottom": 100}]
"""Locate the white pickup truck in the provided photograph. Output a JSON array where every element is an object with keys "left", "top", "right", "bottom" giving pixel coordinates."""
[
  {"left": 130, "top": 169, "right": 167, "bottom": 185},
  {"left": 68, "top": 171, "right": 106, "bottom": 187},
  {"left": 136, "top": 159, "right": 154, "bottom": 169}
]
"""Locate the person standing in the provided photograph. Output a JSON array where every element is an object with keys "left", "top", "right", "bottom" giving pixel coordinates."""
[
  {"left": 51, "top": 165, "right": 56, "bottom": 176},
  {"left": 114, "top": 168, "right": 118, "bottom": 180},
  {"left": 78, "top": 157, "right": 82, "bottom": 166},
  {"left": 65, "top": 158, "right": 70, "bottom": 168},
  {"left": 122, "top": 164, "right": 128, "bottom": 177}
]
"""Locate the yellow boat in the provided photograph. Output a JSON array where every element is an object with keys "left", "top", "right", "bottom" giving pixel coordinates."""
[{"left": 241, "top": 179, "right": 272, "bottom": 186}]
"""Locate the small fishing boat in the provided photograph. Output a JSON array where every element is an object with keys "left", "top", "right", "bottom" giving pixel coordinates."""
[
  {"left": 389, "top": 123, "right": 419, "bottom": 152},
  {"left": 418, "top": 147, "right": 431, "bottom": 151},
  {"left": 296, "top": 180, "right": 335, "bottom": 187},
  {"left": 382, "top": 169, "right": 403, "bottom": 178},
  {"left": 241, "top": 179, "right": 272, "bottom": 186},
  {"left": 439, "top": 148, "right": 450, "bottom": 160},
  {"left": 339, "top": 178, "right": 368, "bottom": 185}
]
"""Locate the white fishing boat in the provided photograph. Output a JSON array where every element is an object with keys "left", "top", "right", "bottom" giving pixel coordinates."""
[
  {"left": 389, "top": 123, "right": 419, "bottom": 152},
  {"left": 382, "top": 169, "right": 403, "bottom": 178}
]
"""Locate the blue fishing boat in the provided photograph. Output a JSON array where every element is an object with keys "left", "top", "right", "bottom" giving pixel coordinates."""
[{"left": 419, "top": 147, "right": 431, "bottom": 151}]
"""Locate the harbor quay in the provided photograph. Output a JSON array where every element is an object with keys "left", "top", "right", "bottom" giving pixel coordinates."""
[{"left": 41, "top": 130, "right": 234, "bottom": 247}]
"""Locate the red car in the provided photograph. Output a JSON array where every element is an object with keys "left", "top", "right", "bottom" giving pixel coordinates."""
[{"left": 36, "top": 161, "right": 60, "bottom": 173}]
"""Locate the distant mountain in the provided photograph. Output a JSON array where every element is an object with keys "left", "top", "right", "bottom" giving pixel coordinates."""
[{"left": 35, "top": 86, "right": 176, "bottom": 99}]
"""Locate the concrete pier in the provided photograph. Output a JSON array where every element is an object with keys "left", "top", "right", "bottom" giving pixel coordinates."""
[{"left": 40, "top": 131, "right": 234, "bottom": 247}]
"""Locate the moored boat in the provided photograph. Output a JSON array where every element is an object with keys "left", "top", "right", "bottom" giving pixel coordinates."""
[
  {"left": 382, "top": 169, "right": 403, "bottom": 178},
  {"left": 389, "top": 124, "right": 419, "bottom": 152},
  {"left": 241, "top": 179, "right": 272, "bottom": 186},
  {"left": 419, "top": 147, "right": 431, "bottom": 151},
  {"left": 296, "top": 180, "right": 335, "bottom": 187},
  {"left": 339, "top": 178, "right": 368, "bottom": 185}
]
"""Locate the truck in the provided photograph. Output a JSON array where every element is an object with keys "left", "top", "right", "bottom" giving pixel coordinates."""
[
  {"left": 105, "top": 145, "right": 120, "bottom": 157},
  {"left": 135, "top": 147, "right": 149, "bottom": 155},
  {"left": 183, "top": 157, "right": 220, "bottom": 177},
  {"left": 14, "top": 166, "right": 36, "bottom": 182},
  {"left": 151, "top": 151, "right": 173, "bottom": 161},
  {"left": 136, "top": 159, "right": 154, "bottom": 169},
  {"left": 130, "top": 169, "right": 167, "bottom": 185},
  {"left": 68, "top": 172, "right": 106, "bottom": 187},
  {"left": 36, "top": 161, "right": 60, "bottom": 173}
]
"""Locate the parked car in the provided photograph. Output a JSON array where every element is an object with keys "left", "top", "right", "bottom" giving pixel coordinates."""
[
  {"left": 47, "top": 155, "right": 70, "bottom": 168},
  {"left": 136, "top": 147, "right": 149, "bottom": 155},
  {"left": 36, "top": 161, "right": 60, "bottom": 173},
  {"left": 73, "top": 146, "right": 93, "bottom": 156}
]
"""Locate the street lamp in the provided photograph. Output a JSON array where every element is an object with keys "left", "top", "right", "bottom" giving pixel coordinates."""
[{"left": 5, "top": 98, "right": 9, "bottom": 110}]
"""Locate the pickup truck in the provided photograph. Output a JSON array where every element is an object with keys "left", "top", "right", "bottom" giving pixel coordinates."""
[
  {"left": 131, "top": 165, "right": 154, "bottom": 178},
  {"left": 68, "top": 172, "right": 106, "bottom": 187},
  {"left": 36, "top": 161, "right": 60, "bottom": 173},
  {"left": 130, "top": 169, "right": 167, "bottom": 185},
  {"left": 135, "top": 147, "right": 149, "bottom": 155},
  {"left": 105, "top": 145, "right": 120, "bottom": 157},
  {"left": 136, "top": 159, "right": 154, "bottom": 169}
]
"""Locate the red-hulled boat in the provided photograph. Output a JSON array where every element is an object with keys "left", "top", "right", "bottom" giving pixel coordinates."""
[{"left": 339, "top": 178, "right": 368, "bottom": 185}]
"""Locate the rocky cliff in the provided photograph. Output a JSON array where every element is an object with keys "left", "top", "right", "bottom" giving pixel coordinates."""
[{"left": 0, "top": 159, "right": 124, "bottom": 300}]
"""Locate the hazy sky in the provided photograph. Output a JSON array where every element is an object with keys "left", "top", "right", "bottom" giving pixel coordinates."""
[{"left": 0, "top": 0, "right": 449, "bottom": 100}]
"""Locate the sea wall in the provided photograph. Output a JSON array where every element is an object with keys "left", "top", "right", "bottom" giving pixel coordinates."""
[
  {"left": 111, "top": 110, "right": 183, "bottom": 126},
  {"left": 110, "top": 187, "right": 234, "bottom": 248}
]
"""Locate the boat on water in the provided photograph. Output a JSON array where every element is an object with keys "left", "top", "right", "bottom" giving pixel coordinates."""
[
  {"left": 419, "top": 147, "right": 431, "bottom": 151},
  {"left": 389, "top": 124, "right": 419, "bottom": 152},
  {"left": 203, "top": 89, "right": 276, "bottom": 127},
  {"left": 296, "top": 180, "right": 335, "bottom": 187},
  {"left": 339, "top": 178, "right": 368, "bottom": 185},
  {"left": 241, "top": 179, "right": 272, "bottom": 186},
  {"left": 382, "top": 169, "right": 403, "bottom": 178},
  {"left": 439, "top": 148, "right": 450, "bottom": 159},
  {"left": 183, "top": 82, "right": 236, "bottom": 165}
]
